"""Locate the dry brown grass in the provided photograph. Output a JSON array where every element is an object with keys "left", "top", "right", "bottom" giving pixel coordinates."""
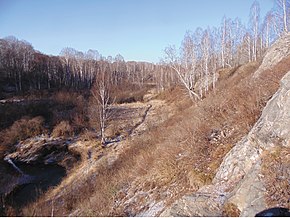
[
  {"left": 21, "top": 56, "right": 290, "bottom": 216},
  {"left": 22, "top": 151, "right": 128, "bottom": 216},
  {"left": 107, "top": 57, "right": 290, "bottom": 213},
  {"left": 52, "top": 90, "right": 80, "bottom": 106},
  {"left": 0, "top": 91, "right": 89, "bottom": 135},
  {"left": 110, "top": 83, "right": 152, "bottom": 104},
  {"left": 79, "top": 129, "right": 98, "bottom": 141},
  {"left": 261, "top": 146, "right": 290, "bottom": 209}
]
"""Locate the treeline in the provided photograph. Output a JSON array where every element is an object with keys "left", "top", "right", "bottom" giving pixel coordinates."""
[
  {"left": 164, "top": 0, "right": 290, "bottom": 100},
  {"left": 0, "top": 37, "right": 175, "bottom": 94},
  {"left": 0, "top": 0, "right": 289, "bottom": 98}
]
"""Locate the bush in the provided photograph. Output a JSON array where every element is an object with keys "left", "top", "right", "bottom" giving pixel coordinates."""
[
  {"left": 222, "top": 202, "right": 241, "bottom": 217},
  {"left": 51, "top": 92, "right": 89, "bottom": 133},
  {"left": 0, "top": 116, "right": 45, "bottom": 146},
  {"left": 79, "top": 129, "right": 98, "bottom": 141},
  {"left": 51, "top": 121, "right": 74, "bottom": 138}
]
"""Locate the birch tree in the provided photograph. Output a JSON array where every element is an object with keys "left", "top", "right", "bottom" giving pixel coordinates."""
[
  {"left": 180, "top": 31, "right": 198, "bottom": 94},
  {"left": 164, "top": 44, "right": 201, "bottom": 101},
  {"left": 232, "top": 18, "right": 245, "bottom": 66},
  {"left": 91, "top": 63, "right": 113, "bottom": 146},
  {"left": 249, "top": 0, "right": 261, "bottom": 61},
  {"left": 262, "top": 11, "right": 279, "bottom": 49},
  {"left": 275, "top": 0, "right": 290, "bottom": 33},
  {"left": 201, "top": 29, "right": 210, "bottom": 94},
  {"left": 221, "top": 16, "right": 227, "bottom": 68}
]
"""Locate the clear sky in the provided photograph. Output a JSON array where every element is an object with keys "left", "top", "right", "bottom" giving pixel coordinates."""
[{"left": 0, "top": 0, "right": 274, "bottom": 63}]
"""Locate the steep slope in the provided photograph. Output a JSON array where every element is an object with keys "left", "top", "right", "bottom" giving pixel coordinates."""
[
  {"left": 108, "top": 37, "right": 290, "bottom": 215},
  {"left": 161, "top": 34, "right": 290, "bottom": 217},
  {"left": 219, "top": 70, "right": 290, "bottom": 216},
  {"left": 162, "top": 70, "right": 290, "bottom": 217}
]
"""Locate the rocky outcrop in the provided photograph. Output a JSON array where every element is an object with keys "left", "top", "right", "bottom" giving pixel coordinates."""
[
  {"left": 254, "top": 32, "right": 290, "bottom": 77},
  {"left": 5, "top": 135, "right": 80, "bottom": 167},
  {"left": 161, "top": 69, "right": 290, "bottom": 216},
  {"left": 1, "top": 135, "right": 80, "bottom": 218},
  {"left": 1, "top": 136, "right": 80, "bottom": 199}
]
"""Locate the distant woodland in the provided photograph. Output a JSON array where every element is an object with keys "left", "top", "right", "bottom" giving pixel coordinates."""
[{"left": 0, "top": 0, "right": 289, "bottom": 99}]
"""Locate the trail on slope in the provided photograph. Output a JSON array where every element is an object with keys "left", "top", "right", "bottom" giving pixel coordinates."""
[
  {"left": 104, "top": 97, "right": 173, "bottom": 163},
  {"left": 127, "top": 104, "right": 152, "bottom": 136}
]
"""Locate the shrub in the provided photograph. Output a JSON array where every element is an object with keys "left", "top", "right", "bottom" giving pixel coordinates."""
[
  {"left": 222, "top": 202, "right": 241, "bottom": 217},
  {"left": 0, "top": 100, "right": 52, "bottom": 131},
  {"left": 51, "top": 121, "right": 74, "bottom": 138},
  {"left": 79, "top": 129, "right": 98, "bottom": 141},
  {"left": 0, "top": 116, "right": 45, "bottom": 146},
  {"left": 50, "top": 92, "right": 89, "bottom": 134}
]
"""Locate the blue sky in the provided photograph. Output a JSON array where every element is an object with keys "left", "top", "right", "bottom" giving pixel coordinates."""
[{"left": 0, "top": 0, "right": 274, "bottom": 62}]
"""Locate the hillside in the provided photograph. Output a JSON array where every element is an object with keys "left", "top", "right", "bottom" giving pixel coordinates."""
[
  {"left": 0, "top": 33, "right": 287, "bottom": 217},
  {"left": 162, "top": 33, "right": 290, "bottom": 216}
]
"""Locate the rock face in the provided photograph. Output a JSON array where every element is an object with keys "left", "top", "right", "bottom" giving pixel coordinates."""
[
  {"left": 5, "top": 135, "right": 80, "bottom": 167},
  {"left": 1, "top": 136, "right": 80, "bottom": 197},
  {"left": 254, "top": 32, "right": 290, "bottom": 77},
  {"left": 161, "top": 69, "right": 290, "bottom": 215}
]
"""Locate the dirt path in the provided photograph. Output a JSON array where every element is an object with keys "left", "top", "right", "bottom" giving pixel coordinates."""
[
  {"left": 127, "top": 104, "right": 152, "bottom": 136},
  {"left": 106, "top": 94, "right": 173, "bottom": 145},
  {"left": 93, "top": 96, "right": 175, "bottom": 175}
]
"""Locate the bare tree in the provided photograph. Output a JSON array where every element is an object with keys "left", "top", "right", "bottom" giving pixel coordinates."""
[
  {"left": 85, "top": 49, "right": 100, "bottom": 87},
  {"left": 201, "top": 29, "right": 211, "bottom": 94},
  {"left": 275, "top": 0, "right": 290, "bottom": 33},
  {"left": 249, "top": 0, "right": 261, "bottom": 61},
  {"left": 262, "top": 11, "right": 279, "bottom": 49},
  {"left": 91, "top": 64, "right": 114, "bottom": 146},
  {"left": 232, "top": 18, "right": 246, "bottom": 66},
  {"left": 164, "top": 44, "right": 201, "bottom": 101},
  {"left": 181, "top": 31, "right": 198, "bottom": 93},
  {"left": 221, "top": 16, "right": 227, "bottom": 68},
  {"left": 0, "top": 36, "right": 34, "bottom": 92}
]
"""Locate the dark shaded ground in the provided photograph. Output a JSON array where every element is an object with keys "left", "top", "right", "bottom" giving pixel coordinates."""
[{"left": 0, "top": 160, "right": 66, "bottom": 216}]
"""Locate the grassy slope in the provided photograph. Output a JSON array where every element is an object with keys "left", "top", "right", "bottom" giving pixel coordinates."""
[{"left": 21, "top": 56, "right": 290, "bottom": 216}]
